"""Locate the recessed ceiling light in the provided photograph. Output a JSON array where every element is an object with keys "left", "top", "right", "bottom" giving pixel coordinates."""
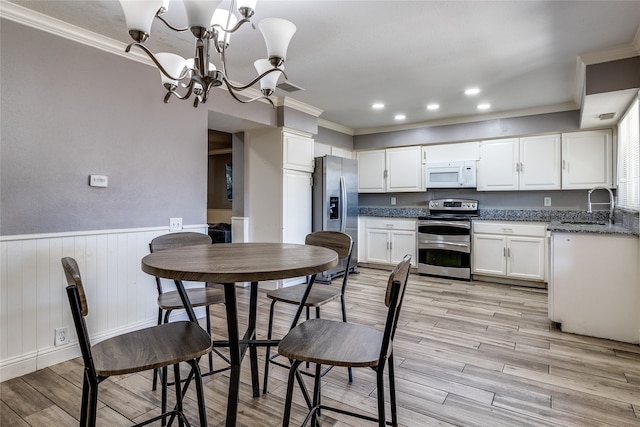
[
  {"left": 372, "top": 103, "right": 385, "bottom": 109},
  {"left": 427, "top": 103, "right": 440, "bottom": 111},
  {"left": 394, "top": 114, "right": 406, "bottom": 120},
  {"left": 465, "top": 88, "right": 480, "bottom": 96},
  {"left": 477, "top": 103, "right": 491, "bottom": 110}
]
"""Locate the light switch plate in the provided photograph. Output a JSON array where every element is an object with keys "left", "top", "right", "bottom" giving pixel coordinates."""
[
  {"left": 169, "top": 217, "right": 183, "bottom": 231},
  {"left": 89, "top": 175, "right": 108, "bottom": 187}
]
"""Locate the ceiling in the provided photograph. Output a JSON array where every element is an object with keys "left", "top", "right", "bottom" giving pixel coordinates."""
[{"left": 5, "top": 0, "right": 640, "bottom": 134}]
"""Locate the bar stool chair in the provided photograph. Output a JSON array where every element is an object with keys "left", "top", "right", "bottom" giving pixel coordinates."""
[
  {"left": 62, "top": 257, "right": 210, "bottom": 427},
  {"left": 262, "top": 230, "right": 353, "bottom": 394},
  {"left": 149, "top": 232, "right": 228, "bottom": 419},
  {"left": 279, "top": 254, "right": 412, "bottom": 427}
]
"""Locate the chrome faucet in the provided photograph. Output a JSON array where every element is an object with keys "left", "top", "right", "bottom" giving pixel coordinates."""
[{"left": 587, "top": 186, "right": 614, "bottom": 225}]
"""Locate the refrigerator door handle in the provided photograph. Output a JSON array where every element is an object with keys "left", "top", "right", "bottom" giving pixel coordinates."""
[{"left": 340, "top": 175, "right": 347, "bottom": 233}]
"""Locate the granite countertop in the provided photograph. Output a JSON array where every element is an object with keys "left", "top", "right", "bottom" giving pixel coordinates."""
[
  {"left": 358, "top": 207, "right": 639, "bottom": 236},
  {"left": 547, "top": 221, "right": 637, "bottom": 236}
]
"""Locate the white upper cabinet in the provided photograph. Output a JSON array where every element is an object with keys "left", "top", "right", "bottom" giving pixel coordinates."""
[
  {"left": 357, "top": 149, "right": 387, "bottom": 192},
  {"left": 561, "top": 129, "right": 613, "bottom": 189},
  {"left": 357, "top": 146, "right": 422, "bottom": 192},
  {"left": 477, "top": 138, "right": 520, "bottom": 191},
  {"left": 386, "top": 146, "right": 423, "bottom": 192},
  {"left": 477, "top": 135, "right": 561, "bottom": 191},
  {"left": 422, "top": 141, "right": 480, "bottom": 163},
  {"left": 283, "top": 132, "right": 314, "bottom": 172},
  {"left": 519, "top": 134, "right": 561, "bottom": 190}
]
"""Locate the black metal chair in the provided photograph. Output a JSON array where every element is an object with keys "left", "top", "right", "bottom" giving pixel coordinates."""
[
  {"left": 62, "top": 257, "right": 210, "bottom": 427},
  {"left": 278, "top": 254, "right": 412, "bottom": 427},
  {"left": 262, "top": 231, "right": 354, "bottom": 394},
  {"left": 149, "top": 232, "right": 229, "bottom": 420}
]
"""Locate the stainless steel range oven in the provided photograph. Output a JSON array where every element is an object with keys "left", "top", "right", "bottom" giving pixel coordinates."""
[{"left": 418, "top": 198, "right": 478, "bottom": 280}]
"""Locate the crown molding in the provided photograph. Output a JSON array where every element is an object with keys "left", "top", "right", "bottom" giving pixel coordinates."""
[
  {"left": 317, "top": 119, "right": 355, "bottom": 136},
  {"left": 275, "top": 97, "right": 323, "bottom": 118},
  {"left": 353, "top": 102, "right": 578, "bottom": 136},
  {"left": 0, "top": 2, "right": 152, "bottom": 66}
]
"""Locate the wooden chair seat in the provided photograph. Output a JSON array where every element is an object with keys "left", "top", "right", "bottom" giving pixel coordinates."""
[
  {"left": 266, "top": 284, "right": 341, "bottom": 307},
  {"left": 157, "top": 286, "right": 225, "bottom": 311},
  {"left": 92, "top": 321, "right": 212, "bottom": 376},
  {"left": 278, "top": 319, "right": 384, "bottom": 368}
]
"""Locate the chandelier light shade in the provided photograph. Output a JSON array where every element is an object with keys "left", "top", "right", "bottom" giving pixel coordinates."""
[
  {"left": 254, "top": 59, "right": 283, "bottom": 96},
  {"left": 118, "top": 0, "right": 296, "bottom": 107},
  {"left": 258, "top": 18, "right": 296, "bottom": 66}
]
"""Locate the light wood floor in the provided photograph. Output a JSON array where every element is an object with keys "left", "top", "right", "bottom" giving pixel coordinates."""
[{"left": 3, "top": 267, "right": 640, "bottom": 427}]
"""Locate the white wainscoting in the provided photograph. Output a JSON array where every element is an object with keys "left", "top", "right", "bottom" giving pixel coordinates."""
[{"left": 0, "top": 225, "right": 207, "bottom": 382}]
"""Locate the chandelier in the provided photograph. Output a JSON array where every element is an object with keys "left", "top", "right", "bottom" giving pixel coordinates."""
[{"left": 118, "top": 0, "right": 296, "bottom": 107}]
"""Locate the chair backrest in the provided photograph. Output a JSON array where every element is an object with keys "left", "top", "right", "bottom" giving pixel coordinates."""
[
  {"left": 150, "top": 232, "right": 212, "bottom": 253},
  {"left": 305, "top": 231, "right": 354, "bottom": 294},
  {"left": 379, "top": 254, "right": 412, "bottom": 364},
  {"left": 149, "top": 232, "right": 213, "bottom": 294},
  {"left": 305, "top": 231, "right": 352, "bottom": 260},
  {"left": 61, "top": 257, "right": 95, "bottom": 376}
]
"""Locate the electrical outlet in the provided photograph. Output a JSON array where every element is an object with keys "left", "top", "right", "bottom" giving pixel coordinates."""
[
  {"left": 54, "top": 327, "right": 69, "bottom": 346},
  {"left": 544, "top": 197, "right": 551, "bottom": 207},
  {"left": 391, "top": 197, "right": 397, "bottom": 206},
  {"left": 169, "top": 217, "right": 183, "bottom": 231}
]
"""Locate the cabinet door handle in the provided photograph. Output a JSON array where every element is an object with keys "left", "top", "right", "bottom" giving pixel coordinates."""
[
  {"left": 507, "top": 248, "right": 511, "bottom": 257},
  {"left": 390, "top": 242, "right": 393, "bottom": 250},
  {"left": 519, "top": 162, "right": 523, "bottom": 173},
  {"left": 562, "top": 160, "right": 566, "bottom": 170},
  {"left": 503, "top": 247, "right": 507, "bottom": 257},
  {"left": 384, "top": 169, "right": 388, "bottom": 178}
]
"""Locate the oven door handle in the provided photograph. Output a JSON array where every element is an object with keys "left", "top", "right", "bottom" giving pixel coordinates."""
[
  {"left": 419, "top": 220, "right": 470, "bottom": 229},
  {"left": 421, "top": 240, "right": 469, "bottom": 247}
]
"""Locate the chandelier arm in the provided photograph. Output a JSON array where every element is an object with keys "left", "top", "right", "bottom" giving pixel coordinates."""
[
  {"left": 155, "top": 13, "right": 189, "bottom": 32},
  {"left": 126, "top": 43, "right": 190, "bottom": 81},
  {"left": 211, "top": 17, "right": 251, "bottom": 35},
  {"left": 223, "top": 68, "right": 288, "bottom": 92},
  {"left": 223, "top": 79, "right": 275, "bottom": 108}
]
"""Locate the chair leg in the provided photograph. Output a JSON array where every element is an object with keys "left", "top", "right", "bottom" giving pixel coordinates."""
[
  {"left": 161, "top": 365, "right": 168, "bottom": 426},
  {"left": 376, "top": 364, "right": 386, "bottom": 427},
  {"left": 80, "top": 370, "right": 90, "bottom": 427},
  {"left": 263, "top": 299, "right": 277, "bottom": 394},
  {"left": 282, "top": 360, "right": 302, "bottom": 427},
  {"left": 341, "top": 296, "right": 353, "bottom": 383},
  {"left": 173, "top": 364, "right": 184, "bottom": 427},
  {"left": 388, "top": 353, "right": 398, "bottom": 427},
  {"left": 205, "top": 305, "right": 214, "bottom": 373},
  {"left": 153, "top": 308, "right": 163, "bottom": 392},
  {"left": 312, "top": 362, "right": 322, "bottom": 426},
  {"left": 86, "top": 375, "right": 99, "bottom": 427},
  {"left": 187, "top": 359, "right": 208, "bottom": 427}
]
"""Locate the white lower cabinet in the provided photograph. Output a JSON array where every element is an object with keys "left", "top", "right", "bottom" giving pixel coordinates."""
[
  {"left": 472, "top": 221, "right": 547, "bottom": 282},
  {"left": 363, "top": 218, "right": 416, "bottom": 266},
  {"left": 549, "top": 232, "right": 639, "bottom": 343}
]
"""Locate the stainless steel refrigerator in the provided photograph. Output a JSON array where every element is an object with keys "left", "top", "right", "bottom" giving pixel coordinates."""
[{"left": 312, "top": 155, "right": 359, "bottom": 282}]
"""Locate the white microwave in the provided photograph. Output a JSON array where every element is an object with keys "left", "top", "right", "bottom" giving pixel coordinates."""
[{"left": 425, "top": 161, "right": 477, "bottom": 188}]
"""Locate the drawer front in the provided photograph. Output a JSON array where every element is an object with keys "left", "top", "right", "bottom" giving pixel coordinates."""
[
  {"left": 473, "top": 221, "right": 547, "bottom": 237},
  {"left": 366, "top": 218, "right": 416, "bottom": 231}
]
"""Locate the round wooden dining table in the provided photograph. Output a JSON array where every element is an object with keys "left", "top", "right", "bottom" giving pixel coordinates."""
[{"left": 141, "top": 242, "right": 338, "bottom": 427}]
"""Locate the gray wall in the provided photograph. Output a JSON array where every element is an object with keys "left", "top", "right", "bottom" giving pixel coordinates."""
[
  {"left": 360, "top": 189, "right": 593, "bottom": 211},
  {"left": 353, "top": 110, "right": 581, "bottom": 150},
  {"left": 1, "top": 19, "right": 208, "bottom": 235},
  {"left": 317, "top": 126, "right": 354, "bottom": 150}
]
